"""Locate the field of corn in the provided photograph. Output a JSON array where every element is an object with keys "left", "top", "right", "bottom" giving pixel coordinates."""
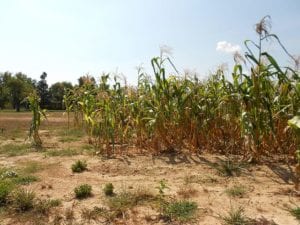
[
  {"left": 61, "top": 17, "right": 300, "bottom": 161},
  {"left": 0, "top": 17, "right": 300, "bottom": 225}
]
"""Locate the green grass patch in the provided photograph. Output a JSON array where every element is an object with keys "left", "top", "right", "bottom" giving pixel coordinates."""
[
  {"left": 45, "top": 148, "right": 82, "bottom": 157},
  {"left": 0, "top": 143, "right": 32, "bottom": 157},
  {"left": 0, "top": 180, "right": 15, "bottom": 206},
  {"left": 0, "top": 166, "right": 39, "bottom": 186},
  {"left": 59, "top": 136, "right": 79, "bottom": 143},
  {"left": 12, "top": 175, "right": 39, "bottom": 185},
  {"left": 58, "top": 129, "right": 85, "bottom": 143},
  {"left": 162, "top": 200, "right": 198, "bottom": 222},
  {"left": 290, "top": 207, "right": 300, "bottom": 220},
  {"left": 106, "top": 188, "right": 156, "bottom": 217},
  {"left": 21, "top": 161, "right": 45, "bottom": 174}
]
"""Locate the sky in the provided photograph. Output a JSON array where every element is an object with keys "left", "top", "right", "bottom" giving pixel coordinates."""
[{"left": 0, "top": 0, "right": 299, "bottom": 85}]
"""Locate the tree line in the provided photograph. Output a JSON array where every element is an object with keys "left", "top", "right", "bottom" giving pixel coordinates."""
[{"left": 0, "top": 71, "right": 74, "bottom": 111}]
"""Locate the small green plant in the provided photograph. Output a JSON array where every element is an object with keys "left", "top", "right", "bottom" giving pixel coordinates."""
[
  {"left": 13, "top": 175, "right": 39, "bottom": 185},
  {"left": 81, "top": 206, "right": 109, "bottom": 222},
  {"left": 34, "top": 198, "right": 61, "bottom": 215},
  {"left": 225, "top": 185, "right": 246, "bottom": 198},
  {"left": 106, "top": 191, "right": 135, "bottom": 215},
  {"left": 162, "top": 200, "right": 198, "bottom": 222},
  {"left": 1, "top": 170, "right": 18, "bottom": 179},
  {"left": 81, "top": 207, "right": 99, "bottom": 222},
  {"left": 0, "top": 180, "right": 14, "bottom": 206},
  {"left": 290, "top": 207, "right": 300, "bottom": 220},
  {"left": 216, "top": 160, "right": 245, "bottom": 177},
  {"left": 156, "top": 180, "right": 169, "bottom": 195},
  {"left": 74, "top": 184, "right": 92, "bottom": 199},
  {"left": 221, "top": 207, "right": 250, "bottom": 225},
  {"left": 103, "top": 183, "right": 114, "bottom": 196},
  {"left": 71, "top": 160, "right": 88, "bottom": 173},
  {"left": 13, "top": 189, "right": 36, "bottom": 212}
]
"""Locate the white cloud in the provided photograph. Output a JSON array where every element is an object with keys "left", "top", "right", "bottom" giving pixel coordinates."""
[{"left": 216, "top": 41, "right": 241, "bottom": 54}]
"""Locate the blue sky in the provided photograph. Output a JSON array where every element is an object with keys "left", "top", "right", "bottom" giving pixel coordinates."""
[{"left": 0, "top": 0, "right": 299, "bottom": 85}]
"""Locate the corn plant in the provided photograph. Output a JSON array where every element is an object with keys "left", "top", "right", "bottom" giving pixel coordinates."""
[
  {"left": 26, "top": 92, "right": 46, "bottom": 148},
  {"left": 288, "top": 115, "right": 300, "bottom": 189},
  {"left": 62, "top": 16, "right": 299, "bottom": 160}
]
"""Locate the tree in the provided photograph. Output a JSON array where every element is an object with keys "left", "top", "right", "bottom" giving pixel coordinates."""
[
  {"left": 37, "top": 72, "right": 49, "bottom": 109},
  {"left": 6, "top": 73, "right": 35, "bottom": 112},
  {"left": 0, "top": 72, "right": 11, "bottom": 109},
  {"left": 49, "top": 82, "right": 73, "bottom": 110}
]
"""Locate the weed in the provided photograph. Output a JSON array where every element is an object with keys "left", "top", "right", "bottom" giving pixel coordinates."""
[
  {"left": 81, "top": 208, "right": 99, "bottom": 222},
  {"left": 13, "top": 175, "right": 39, "bottom": 185},
  {"left": 133, "top": 187, "right": 156, "bottom": 203},
  {"left": 71, "top": 160, "right": 87, "bottom": 173},
  {"left": 162, "top": 200, "right": 198, "bottom": 222},
  {"left": 290, "top": 207, "right": 300, "bottom": 220},
  {"left": 0, "top": 180, "right": 14, "bottom": 205},
  {"left": 105, "top": 187, "right": 155, "bottom": 218},
  {"left": 0, "top": 143, "right": 32, "bottom": 157},
  {"left": 221, "top": 207, "right": 250, "bottom": 225},
  {"left": 1, "top": 170, "right": 18, "bottom": 179},
  {"left": 22, "top": 161, "right": 44, "bottom": 174},
  {"left": 13, "top": 189, "right": 36, "bottom": 212},
  {"left": 64, "top": 208, "right": 75, "bottom": 221},
  {"left": 156, "top": 180, "right": 169, "bottom": 195},
  {"left": 103, "top": 183, "right": 114, "bottom": 196},
  {"left": 215, "top": 160, "right": 245, "bottom": 177},
  {"left": 74, "top": 184, "right": 92, "bottom": 199},
  {"left": 34, "top": 198, "right": 61, "bottom": 215},
  {"left": 107, "top": 191, "right": 135, "bottom": 214},
  {"left": 45, "top": 148, "right": 81, "bottom": 157},
  {"left": 225, "top": 185, "right": 247, "bottom": 198}
]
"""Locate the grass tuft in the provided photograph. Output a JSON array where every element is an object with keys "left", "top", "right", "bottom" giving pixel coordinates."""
[
  {"left": 103, "top": 183, "right": 114, "bottom": 196},
  {"left": 71, "top": 160, "right": 87, "bottom": 173},
  {"left": 13, "top": 188, "right": 36, "bottom": 212},
  {"left": 74, "top": 184, "right": 92, "bottom": 199},
  {"left": 215, "top": 160, "right": 246, "bottom": 177},
  {"left": 290, "top": 207, "right": 300, "bottom": 220},
  {"left": 162, "top": 200, "right": 198, "bottom": 222},
  {"left": 34, "top": 198, "right": 61, "bottom": 215},
  {"left": 220, "top": 207, "right": 250, "bottom": 225},
  {"left": 0, "top": 143, "right": 32, "bottom": 157},
  {"left": 0, "top": 180, "right": 15, "bottom": 206}
]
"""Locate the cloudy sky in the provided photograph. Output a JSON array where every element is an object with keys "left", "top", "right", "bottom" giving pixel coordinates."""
[{"left": 0, "top": 0, "right": 299, "bottom": 85}]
